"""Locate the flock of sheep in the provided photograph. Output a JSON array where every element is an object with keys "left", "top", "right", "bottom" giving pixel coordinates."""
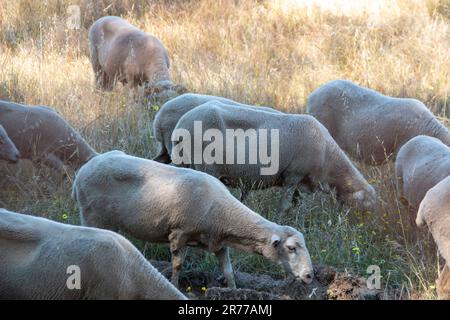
[{"left": 0, "top": 16, "right": 449, "bottom": 300}]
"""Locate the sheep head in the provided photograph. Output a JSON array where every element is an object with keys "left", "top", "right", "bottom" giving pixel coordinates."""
[
  {"left": 145, "top": 80, "right": 187, "bottom": 103},
  {"left": 338, "top": 182, "right": 377, "bottom": 210},
  {"left": 351, "top": 184, "right": 377, "bottom": 209},
  {"left": 264, "top": 226, "right": 314, "bottom": 284}
]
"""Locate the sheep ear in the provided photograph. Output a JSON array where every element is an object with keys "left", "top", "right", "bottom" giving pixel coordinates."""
[{"left": 271, "top": 234, "right": 281, "bottom": 247}]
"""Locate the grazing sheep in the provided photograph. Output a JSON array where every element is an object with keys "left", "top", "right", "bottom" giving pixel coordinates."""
[
  {"left": 153, "top": 93, "right": 281, "bottom": 163},
  {"left": 88, "top": 16, "right": 185, "bottom": 99},
  {"left": 395, "top": 135, "right": 450, "bottom": 211},
  {"left": 72, "top": 150, "right": 314, "bottom": 289},
  {"left": 0, "top": 100, "right": 97, "bottom": 172},
  {"left": 416, "top": 176, "right": 450, "bottom": 299},
  {"left": 0, "top": 208, "right": 186, "bottom": 300},
  {"left": 173, "top": 101, "right": 376, "bottom": 212},
  {"left": 0, "top": 125, "right": 20, "bottom": 163},
  {"left": 307, "top": 79, "right": 450, "bottom": 165}
]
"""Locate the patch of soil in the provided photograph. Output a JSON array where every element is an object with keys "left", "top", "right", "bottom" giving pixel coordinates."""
[
  {"left": 150, "top": 260, "right": 385, "bottom": 300},
  {"left": 327, "top": 274, "right": 383, "bottom": 300},
  {"left": 205, "top": 288, "right": 281, "bottom": 300}
]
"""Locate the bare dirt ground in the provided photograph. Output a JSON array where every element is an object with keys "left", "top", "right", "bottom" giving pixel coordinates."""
[{"left": 151, "top": 260, "right": 388, "bottom": 300}]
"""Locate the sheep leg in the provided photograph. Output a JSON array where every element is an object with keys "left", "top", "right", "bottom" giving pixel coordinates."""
[
  {"left": 278, "top": 175, "right": 304, "bottom": 215},
  {"left": 94, "top": 70, "right": 103, "bottom": 89},
  {"left": 128, "top": 84, "right": 142, "bottom": 103},
  {"left": 293, "top": 181, "right": 315, "bottom": 204},
  {"left": 90, "top": 45, "right": 109, "bottom": 91},
  {"left": 215, "top": 247, "right": 236, "bottom": 289},
  {"left": 298, "top": 176, "right": 318, "bottom": 194},
  {"left": 292, "top": 188, "right": 301, "bottom": 206},
  {"left": 96, "top": 71, "right": 114, "bottom": 91},
  {"left": 278, "top": 186, "right": 297, "bottom": 215},
  {"left": 170, "top": 247, "right": 186, "bottom": 288},
  {"left": 125, "top": 72, "right": 144, "bottom": 102},
  {"left": 169, "top": 230, "right": 187, "bottom": 288},
  {"left": 395, "top": 166, "right": 408, "bottom": 206},
  {"left": 239, "top": 188, "right": 249, "bottom": 202}
]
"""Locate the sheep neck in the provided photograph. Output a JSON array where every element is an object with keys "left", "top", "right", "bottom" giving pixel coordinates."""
[
  {"left": 147, "top": 60, "right": 171, "bottom": 86},
  {"left": 68, "top": 141, "right": 98, "bottom": 169},
  {"left": 217, "top": 202, "right": 281, "bottom": 257},
  {"left": 78, "top": 143, "right": 98, "bottom": 164},
  {"left": 431, "top": 121, "right": 450, "bottom": 147},
  {"left": 325, "top": 142, "right": 363, "bottom": 194}
]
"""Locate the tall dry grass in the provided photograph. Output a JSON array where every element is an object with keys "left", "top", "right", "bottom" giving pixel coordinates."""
[{"left": 0, "top": 0, "right": 449, "bottom": 299}]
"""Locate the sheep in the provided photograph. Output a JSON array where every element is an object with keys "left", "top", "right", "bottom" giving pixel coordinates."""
[
  {"left": 72, "top": 150, "right": 314, "bottom": 289},
  {"left": 88, "top": 16, "right": 185, "bottom": 100},
  {"left": 0, "top": 208, "right": 186, "bottom": 300},
  {"left": 395, "top": 135, "right": 450, "bottom": 212},
  {"left": 306, "top": 79, "right": 450, "bottom": 165},
  {"left": 153, "top": 93, "right": 281, "bottom": 163},
  {"left": 0, "top": 100, "right": 97, "bottom": 172},
  {"left": 416, "top": 176, "right": 450, "bottom": 299},
  {"left": 172, "top": 100, "right": 376, "bottom": 213},
  {"left": 0, "top": 125, "right": 20, "bottom": 163}
]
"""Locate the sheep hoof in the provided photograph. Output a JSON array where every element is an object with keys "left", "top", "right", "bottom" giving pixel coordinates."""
[{"left": 228, "top": 282, "right": 237, "bottom": 290}]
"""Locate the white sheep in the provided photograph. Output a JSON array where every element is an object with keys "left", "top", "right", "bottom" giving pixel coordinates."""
[
  {"left": 88, "top": 16, "right": 185, "bottom": 100},
  {"left": 0, "top": 100, "right": 97, "bottom": 172},
  {"left": 72, "top": 150, "right": 314, "bottom": 289},
  {"left": 153, "top": 93, "right": 281, "bottom": 163},
  {"left": 0, "top": 208, "right": 186, "bottom": 300},
  {"left": 0, "top": 125, "right": 20, "bottom": 163},
  {"left": 172, "top": 101, "right": 376, "bottom": 213},
  {"left": 395, "top": 135, "right": 450, "bottom": 212},
  {"left": 416, "top": 176, "right": 450, "bottom": 299},
  {"left": 307, "top": 79, "right": 450, "bottom": 165}
]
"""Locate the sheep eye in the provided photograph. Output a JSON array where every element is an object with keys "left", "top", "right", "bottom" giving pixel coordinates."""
[
  {"left": 0, "top": 139, "right": 4, "bottom": 144},
  {"left": 287, "top": 246, "right": 296, "bottom": 253}
]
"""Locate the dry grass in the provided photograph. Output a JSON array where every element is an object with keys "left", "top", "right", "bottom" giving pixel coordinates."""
[{"left": 0, "top": 0, "right": 449, "bottom": 299}]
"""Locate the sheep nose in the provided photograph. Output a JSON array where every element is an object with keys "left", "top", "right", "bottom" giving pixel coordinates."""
[{"left": 302, "top": 273, "right": 313, "bottom": 284}]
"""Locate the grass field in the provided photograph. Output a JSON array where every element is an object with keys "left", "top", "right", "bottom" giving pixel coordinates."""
[{"left": 0, "top": 0, "right": 449, "bottom": 299}]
